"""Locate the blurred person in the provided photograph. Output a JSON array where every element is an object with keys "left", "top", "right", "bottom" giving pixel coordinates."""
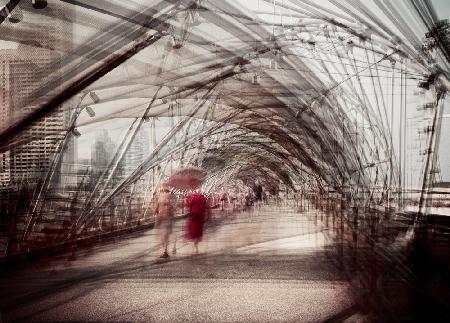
[
  {"left": 254, "top": 183, "right": 263, "bottom": 201},
  {"left": 219, "top": 189, "right": 228, "bottom": 211},
  {"left": 245, "top": 190, "right": 254, "bottom": 209},
  {"left": 239, "top": 191, "right": 246, "bottom": 210},
  {"left": 154, "top": 182, "right": 176, "bottom": 258},
  {"left": 262, "top": 191, "right": 268, "bottom": 205},
  {"left": 254, "top": 182, "right": 263, "bottom": 209},
  {"left": 230, "top": 191, "right": 237, "bottom": 210},
  {"left": 185, "top": 190, "right": 210, "bottom": 254}
]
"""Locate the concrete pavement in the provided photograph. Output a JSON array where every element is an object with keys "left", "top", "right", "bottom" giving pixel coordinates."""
[{"left": 1, "top": 205, "right": 356, "bottom": 322}]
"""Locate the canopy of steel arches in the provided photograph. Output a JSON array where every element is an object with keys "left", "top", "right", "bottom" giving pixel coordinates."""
[{"left": 0, "top": 0, "right": 448, "bottom": 206}]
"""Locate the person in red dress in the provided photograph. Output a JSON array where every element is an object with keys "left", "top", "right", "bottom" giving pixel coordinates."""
[{"left": 185, "top": 190, "right": 210, "bottom": 254}]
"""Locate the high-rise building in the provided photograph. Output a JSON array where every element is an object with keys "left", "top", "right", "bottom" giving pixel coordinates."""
[
  {"left": 91, "top": 130, "right": 117, "bottom": 173},
  {"left": 0, "top": 85, "right": 11, "bottom": 186},
  {"left": 0, "top": 48, "right": 66, "bottom": 185},
  {"left": 0, "top": 3, "right": 74, "bottom": 187},
  {"left": 123, "top": 126, "right": 150, "bottom": 176},
  {"left": 90, "top": 129, "right": 129, "bottom": 192}
]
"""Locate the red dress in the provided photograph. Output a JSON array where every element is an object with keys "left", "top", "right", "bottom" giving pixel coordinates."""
[{"left": 185, "top": 193, "right": 208, "bottom": 241}]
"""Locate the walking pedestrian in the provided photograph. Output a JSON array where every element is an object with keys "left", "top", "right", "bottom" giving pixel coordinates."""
[
  {"left": 185, "top": 190, "right": 210, "bottom": 254},
  {"left": 154, "top": 182, "right": 176, "bottom": 258}
]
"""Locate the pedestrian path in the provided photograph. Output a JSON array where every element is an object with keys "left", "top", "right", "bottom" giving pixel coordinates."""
[{"left": 1, "top": 204, "right": 356, "bottom": 322}]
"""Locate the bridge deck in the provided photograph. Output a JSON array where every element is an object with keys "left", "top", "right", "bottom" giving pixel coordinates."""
[{"left": 1, "top": 205, "right": 357, "bottom": 322}]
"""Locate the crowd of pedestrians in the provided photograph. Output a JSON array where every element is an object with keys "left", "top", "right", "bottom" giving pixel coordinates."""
[{"left": 153, "top": 180, "right": 271, "bottom": 259}]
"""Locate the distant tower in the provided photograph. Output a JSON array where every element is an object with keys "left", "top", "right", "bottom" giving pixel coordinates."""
[
  {"left": 91, "top": 129, "right": 126, "bottom": 190},
  {"left": 91, "top": 130, "right": 117, "bottom": 173},
  {"left": 123, "top": 126, "right": 150, "bottom": 176}
]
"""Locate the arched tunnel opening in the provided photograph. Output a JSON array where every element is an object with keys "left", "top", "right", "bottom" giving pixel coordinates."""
[{"left": 0, "top": 0, "right": 450, "bottom": 322}]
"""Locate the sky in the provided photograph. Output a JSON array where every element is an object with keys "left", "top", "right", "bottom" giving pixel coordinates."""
[{"left": 433, "top": 0, "right": 450, "bottom": 20}]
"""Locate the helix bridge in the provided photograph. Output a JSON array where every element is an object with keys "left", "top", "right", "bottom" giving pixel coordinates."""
[{"left": 0, "top": 1, "right": 449, "bottom": 321}]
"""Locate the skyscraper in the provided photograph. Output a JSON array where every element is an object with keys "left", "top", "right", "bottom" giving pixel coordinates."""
[
  {"left": 91, "top": 130, "right": 117, "bottom": 173},
  {"left": 0, "top": 3, "right": 74, "bottom": 187},
  {"left": 0, "top": 48, "right": 66, "bottom": 185},
  {"left": 123, "top": 126, "right": 150, "bottom": 176}
]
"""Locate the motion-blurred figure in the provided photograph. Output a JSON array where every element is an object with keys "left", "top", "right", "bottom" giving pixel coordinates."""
[
  {"left": 254, "top": 182, "right": 263, "bottom": 210},
  {"left": 244, "top": 190, "right": 254, "bottom": 210},
  {"left": 220, "top": 189, "right": 228, "bottom": 211},
  {"left": 154, "top": 182, "right": 176, "bottom": 258},
  {"left": 230, "top": 190, "right": 237, "bottom": 210},
  {"left": 185, "top": 190, "right": 210, "bottom": 254}
]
